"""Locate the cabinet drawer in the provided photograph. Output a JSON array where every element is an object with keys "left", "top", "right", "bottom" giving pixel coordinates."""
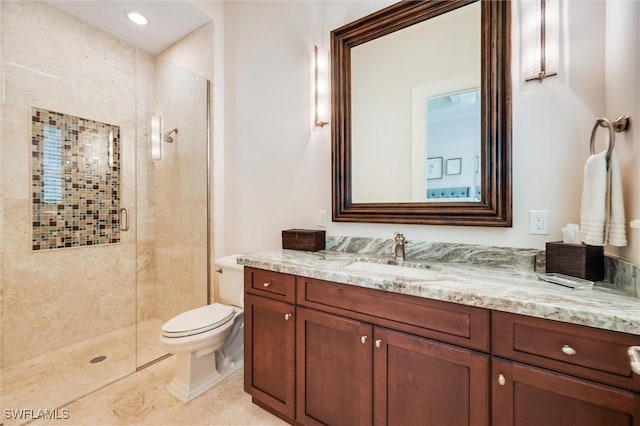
[
  {"left": 493, "top": 311, "right": 640, "bottom": 392},
  {"left": 244, "top": 267, "right": 296, "bottom": 303},
  {"left": 297, "top": 276, "right": 489, "bottom": 351}
]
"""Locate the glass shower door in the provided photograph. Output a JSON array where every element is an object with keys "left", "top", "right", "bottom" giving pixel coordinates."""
[{"left": 135, "top": 58, "right": 209, "bottom": 367}]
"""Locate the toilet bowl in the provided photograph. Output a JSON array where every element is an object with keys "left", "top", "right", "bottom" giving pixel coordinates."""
[{"left": 160, "top": 254, "right": 244, "bottom": 402}]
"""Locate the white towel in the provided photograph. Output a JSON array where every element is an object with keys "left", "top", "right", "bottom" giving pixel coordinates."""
[
  {"left": 580, "top": 151, "right": 627, "bottom": 246},
  {"left": 607, "top": 152, "right": 627, "bottom": 246}
]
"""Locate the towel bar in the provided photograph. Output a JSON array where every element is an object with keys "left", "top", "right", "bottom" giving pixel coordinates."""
[{"left": 589, "top": 115, "right": 630, "bottom": 162}]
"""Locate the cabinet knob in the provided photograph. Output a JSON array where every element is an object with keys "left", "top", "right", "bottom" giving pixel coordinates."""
[
  {"left": 284, "top": 313, "right": 292, "bottom": 321},
  {"left": 375, "top": 339, "right": 382, "bottom": 348},
  {"left": 629, "top": 346, "right": 640, "bottom": 375},
  {"left": 361, "top": 336, "right": 368, "bottom": 344},
  {"left": 498, "top": 374, "right": 506, "bottom": 386},
  {"left": 263, "top": 282, "right": 271, "bottom": 287},
  {"left": 561, "top": 344, "right": 577, "bottom": 356}
]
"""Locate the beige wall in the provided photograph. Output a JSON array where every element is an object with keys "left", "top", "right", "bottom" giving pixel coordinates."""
[
  {"left": 1, "top": 1, "right": 139, "bottom": 366},
  {"left": 222, "top": 0, "right": 639, "bottom": 266}
]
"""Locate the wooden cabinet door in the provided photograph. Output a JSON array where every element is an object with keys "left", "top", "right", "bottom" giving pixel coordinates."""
[
  {"left": 296, "top": 306, "right": 373, "bottom": 426},
  {"left": 492, "top": 358, "right": 640, "bottom": 426},
  {"left": 374, "top": 327, "right": 489, "bottom": 426},
  {"left": 244, "top": 294, "right": 296, "bottom": 419}
]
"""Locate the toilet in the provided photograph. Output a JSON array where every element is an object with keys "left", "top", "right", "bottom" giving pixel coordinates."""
[{"left": 160, "top": 254, "right": 244, "bottom": 402}]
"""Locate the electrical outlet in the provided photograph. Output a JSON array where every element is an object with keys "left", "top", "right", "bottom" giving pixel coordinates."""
[
  {"left": 529, "top": 210, "right": 548, "bottom": 235},
  {"left": 318, "top": 210, "right": 327, "bottom": 227}
]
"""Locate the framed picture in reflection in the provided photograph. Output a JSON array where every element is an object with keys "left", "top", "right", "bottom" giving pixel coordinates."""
[
  {"left": 427, "top": 157, "right": 443, "bottom": 180},
  {"left": 446, "top": 158, "right": 462, "bottom": 175}
]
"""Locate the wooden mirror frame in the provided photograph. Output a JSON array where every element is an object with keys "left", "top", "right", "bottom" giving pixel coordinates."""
[{"left": 331, "top": 0, "right": 512, "bottom": 226}]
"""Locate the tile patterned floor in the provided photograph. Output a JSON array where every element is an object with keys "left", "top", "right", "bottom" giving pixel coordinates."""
[
  {"left": 2, "top": 328, "right": 135, "bottom": 425},
  {"left": 30, "top": 358, "right": 286, "bottom": 426},
  {"left": 2, "top": 319, "right": 285, "bottom": 426},
  {"left": 135, "top": 318, "right": 168, "bottom": 367},
  {"left": 2, "top": 318, "right": 170, "bottom": 425}
]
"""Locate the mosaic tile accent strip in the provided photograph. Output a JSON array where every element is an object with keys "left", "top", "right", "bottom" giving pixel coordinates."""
[{"left": 31, "top": 107, "right": 121, "bottom": 250}]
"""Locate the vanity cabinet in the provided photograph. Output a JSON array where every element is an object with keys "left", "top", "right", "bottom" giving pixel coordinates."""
[
  {"left": 296, "top": 307, "right": 373, "bottom": 425},
  {"left": 244, "top": 268, "right": 296, "bottom": 420},
  {"left": 296, "top": 307, "right": 490, "bottom": 425},
  {"left": 373, "top": 327, "right": 489, "bottom": 426},
  {"left": 244, "top": 268, "right": 640, "bottom": 425},
  {"left": 492, "top": 311, "right": 640, "bottom": 426},
  {"left": 296, "top": 276, "right": 490, "bottom": 426}
]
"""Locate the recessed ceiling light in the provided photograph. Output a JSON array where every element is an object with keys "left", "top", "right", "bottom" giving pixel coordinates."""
[{"left": 127, "top": 11, "right": 148, "bottom": 26}]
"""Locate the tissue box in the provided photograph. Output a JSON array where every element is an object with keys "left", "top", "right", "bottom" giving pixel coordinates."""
[
  {"left": 282, "top": 229, "right": 325, "bottom": 251},
  {"left": 545, "top": 242, "right": 604, "bottom": 281}
]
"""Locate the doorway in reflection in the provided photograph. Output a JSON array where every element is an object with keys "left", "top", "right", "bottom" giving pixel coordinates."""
[{"left": 422, "top": 88, "right": 481, "bottom": 202}]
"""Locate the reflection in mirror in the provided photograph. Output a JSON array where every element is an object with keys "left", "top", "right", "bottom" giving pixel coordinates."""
[
  {"left": 420, "top": 87, "right": 481, "bottom": 203},
  {"left": 350, "top": 2, "right": 480, "bottom": 204},
  {"left": 331, "top": 0, "right": 512, "bottom": 226}
]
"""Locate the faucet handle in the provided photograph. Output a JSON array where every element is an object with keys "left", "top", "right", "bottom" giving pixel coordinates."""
[{"left": 394, "top": 232, "right": 405, "bottom": 241}]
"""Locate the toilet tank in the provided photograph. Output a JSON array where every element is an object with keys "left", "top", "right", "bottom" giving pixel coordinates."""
[{"left": 214, "top": 254, "right": 244, "bottom": 308}]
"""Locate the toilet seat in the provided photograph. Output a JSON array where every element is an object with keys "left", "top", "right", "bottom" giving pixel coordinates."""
[{"left": 162, "top": 303, "right": 235, "bottom": 338}]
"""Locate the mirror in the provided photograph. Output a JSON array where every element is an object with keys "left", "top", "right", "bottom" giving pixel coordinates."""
[{"left": 331, "top": 0, "right": 512, "bottom": 226}]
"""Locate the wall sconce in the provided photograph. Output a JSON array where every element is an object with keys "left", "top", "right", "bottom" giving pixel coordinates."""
[
  {"left": 523, "top": 0, "right": 559, "bottom": 82},
  {"left": 150, "top": 115, "right": 162, "bottom": 160},
  {"left": 313, "top": 45, "right": 330, "bottom": 127}
]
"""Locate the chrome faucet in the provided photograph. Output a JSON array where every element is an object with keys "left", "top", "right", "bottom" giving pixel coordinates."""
[{"left": 392, "top": 232, "right": 406, "bottom": 261}]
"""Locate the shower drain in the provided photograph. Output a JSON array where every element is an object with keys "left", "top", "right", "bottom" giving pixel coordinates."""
[{"left": 90, "top": 355, "right": 107, "bottom": 364}]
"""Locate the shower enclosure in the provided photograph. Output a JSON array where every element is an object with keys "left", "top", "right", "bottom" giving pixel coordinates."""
[
  {"left": 135, "top": 58, "right": 210, "bottom": 367},
  {"left": 0, "top": 1, "right": 211, "bottom": 420}
]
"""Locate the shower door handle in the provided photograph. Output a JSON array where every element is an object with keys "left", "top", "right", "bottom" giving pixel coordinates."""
[{"left": 119, "top": 208, "right": 130, "bottom": 232}]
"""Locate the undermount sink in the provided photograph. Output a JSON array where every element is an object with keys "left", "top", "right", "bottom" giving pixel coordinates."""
[{"left": 344, "top": 261, "right": 440, "bottom": 280}]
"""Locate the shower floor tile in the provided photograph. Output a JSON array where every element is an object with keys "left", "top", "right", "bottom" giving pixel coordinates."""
[
  {"left": 2, "top": 317, "right": 282, "bottom": 425},
  {"left": 1, "top": 318, "right": 169, "bottom": 426},
  {"left": 136, "top": 317, "right": 167, "bottom": 366}
]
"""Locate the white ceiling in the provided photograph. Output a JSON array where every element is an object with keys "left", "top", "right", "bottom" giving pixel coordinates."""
[{"left": 45, "top": 1, "right": 212, "bottom": 55}]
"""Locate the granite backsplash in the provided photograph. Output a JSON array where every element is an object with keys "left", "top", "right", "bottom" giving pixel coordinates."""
[{"left": 325, "top": 235, "right": 639, "bottom": 298}]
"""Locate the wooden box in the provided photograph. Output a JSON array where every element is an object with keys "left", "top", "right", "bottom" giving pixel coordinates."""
[
  {"left": 282, "top": 229, "right": 325, "bottom": 252},
  {"left": 545, "top": 241, "right": 604, "bottom": 281}
]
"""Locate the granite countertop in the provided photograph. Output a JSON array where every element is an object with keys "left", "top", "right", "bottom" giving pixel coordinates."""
[{"left": 238, "top": 249, "right": 640, "bottom": 335}]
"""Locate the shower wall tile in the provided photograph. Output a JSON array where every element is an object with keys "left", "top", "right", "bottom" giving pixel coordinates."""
[
  {"left": 30, "top": 107, "right": 121, "bottom": 250},
  {"left": 152, "top": 57, "right": 209, "bottom": 321},
  {"left": 157, "top": 23, "right": 214, "bottom": 81},
  {"left": 1, "top": 1, "right": 138, "bottom": 367},
  {"left": 135, "top": 50, "right": 158, "bottom": 323},
  {"left": 152, "top": 23, "right": 216, "bottom": 312}
]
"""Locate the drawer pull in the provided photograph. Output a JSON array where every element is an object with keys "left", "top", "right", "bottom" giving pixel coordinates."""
[
  {"left": 629, "top": 346, "right": 640, "bottom": 375},
  {"left": 263, "top": 282, "right": 271, "bottom": 287},
  {"left": 284, "top": 313, "right": 292, "bottom": 321},
  {"left": 561, "top": 344, "right": 577, "bottom": 356},
  {"left": 375, "top": 339, "right": 382, "bottom": 348},
  {"left": 498, "top": 374, "right": 506, "bottom": 386},
  {"left": 361, "top": 336, "right": 368, "bottom": 344}
]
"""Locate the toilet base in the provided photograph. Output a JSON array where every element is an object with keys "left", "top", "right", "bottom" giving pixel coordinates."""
[{"left": 167, "top": 349, "right": 244, "bottom": 402}]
